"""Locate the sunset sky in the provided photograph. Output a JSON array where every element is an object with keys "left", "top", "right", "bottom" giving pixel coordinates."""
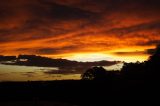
[{"left": 0, "top": 0, "right": 160, "bottom": 62}]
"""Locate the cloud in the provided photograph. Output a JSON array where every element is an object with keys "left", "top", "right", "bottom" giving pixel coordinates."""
[
  {"left": 113, "top": 44, "right": 160, "bottom": 57},
  {"left": 145, "top": 44, "right": 160, "bottom": 55},
  {"left": 0, "top": 0, "right": 97, "bottom": 42},
  {"left": 0, "top": 0, "right": 160, "bottom": 62},
  {"left": 21, "top": 72, "right": 36, "bottom": 77},
  {"left": 36, "top": 46, "right": 79, "bottom": 55},
  {"left": 107, "top": 21, "right": 160, "bottom": 36},
  {"left": 43, "top": 61, "right": 120, "bottom": 74},
  {"left": 137, "top": 40, "right": 160, "bottom": 46},
  {"left": 145, "top": 49, "right": 156, "bottom": 55},
  {"left": 114, "top": 51, "right": 146, "bottom": 56}
]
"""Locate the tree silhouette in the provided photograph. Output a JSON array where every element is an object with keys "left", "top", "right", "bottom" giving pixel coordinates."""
[
  {"left": 81, "top": 66, "right": 107, "bottom": 80},
  {"left": 121, "top": 62, "right": 145, "bottom": 80},
  {"left": 145, "top": 44, "right": 160, "bottom": 80},
  {"left": 120, "top": 44, "right": 160, "bottom": 80},
  {"left": 81, "top": 44, "right": 160, "bottom": 81},
  {"left": 147, "top": 44, "right": 160, "bottom": 64}
]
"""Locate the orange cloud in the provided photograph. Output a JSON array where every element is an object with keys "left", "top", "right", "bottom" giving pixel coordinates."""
[{"left": 0, "top": 0, "right": 160, "bottom": 62}]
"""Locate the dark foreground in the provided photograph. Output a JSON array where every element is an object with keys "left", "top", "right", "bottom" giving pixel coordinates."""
[{"left": 0, "top": 80, "right": 159, "bottom": 106}]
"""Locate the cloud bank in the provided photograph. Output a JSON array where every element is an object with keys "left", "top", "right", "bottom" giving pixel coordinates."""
[{"left": 0, "top": 0, "right": 160, "bottom": 62}]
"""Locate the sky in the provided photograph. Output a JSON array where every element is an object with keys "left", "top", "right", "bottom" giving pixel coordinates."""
[{"left": 0, "top": 0, "right": 160, "bottom": 62}]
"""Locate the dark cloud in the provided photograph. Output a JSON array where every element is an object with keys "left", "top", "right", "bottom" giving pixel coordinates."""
[
  {"left": 37, "top": 48, "right": 60, "bottom": 54},
  {"left": 36, "top": 0, "right": 97, "bottom": 20},
  {"left": 36, "top": 46, "right": 80, "bottom": 55},
  {"left": 43, "top": 68, "right": 81, "bottom": 74},
  {"left": 108, "top": 21, "right": 160, "bottom": 36},
  {"left": 145, "top": 49, "right": 156, "bottom": 55},
  {"left": 114, "top": 44, "right": 160, "bottom": 56},
  {"left": 0, "top": 0, "right": 97, "bottom": 42},
  {"left": 145, "top": 44, "right": 160, "bottom": 55},
  {"left": 138, "top": 40, "right": 160, "bottom": 46},
  {"left": 114, "top": 51, "right": 146, "bottom": 56}
]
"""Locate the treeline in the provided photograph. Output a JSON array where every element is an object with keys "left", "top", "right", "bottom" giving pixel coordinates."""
[{"left": 81, "top": 45, "right": 160, "bottom": 81}]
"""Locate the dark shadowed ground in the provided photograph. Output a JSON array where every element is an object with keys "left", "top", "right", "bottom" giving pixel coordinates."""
[{"left": 0, "top": 80, "right": 159, "bottom": 106}]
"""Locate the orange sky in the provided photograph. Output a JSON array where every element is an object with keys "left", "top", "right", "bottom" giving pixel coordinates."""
[{"left": 0, "top": 0, "right": 160, "bottom": 62}]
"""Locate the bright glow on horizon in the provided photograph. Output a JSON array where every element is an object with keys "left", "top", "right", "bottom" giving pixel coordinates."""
[
  {"left": 111, "top": 55, "right": 149, "bottom": 63},
  {"left": 63, "top": 53, "right": 149, "bottom": 62},
  {"left": 64, "top": 53, "right": 114, "bottom": 62}
]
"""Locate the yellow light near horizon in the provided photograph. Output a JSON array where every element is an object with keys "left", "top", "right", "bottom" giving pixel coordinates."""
[
  {"left": 111, "top": 55, "right": 149, "bottom": 63},
  {"left": 45, "top": 50, "right": 150, "bottom": 62},
  {"left": 64, "top": 53, "right": 114, "bottom": 62},
  {"left": 64, "top": 52, "right": 149, "bottom": 62}
]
